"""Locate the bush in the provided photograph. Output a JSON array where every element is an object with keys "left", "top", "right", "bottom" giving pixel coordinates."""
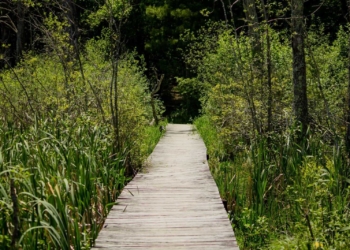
[
  {"left": 192, "top": 23, "right": 350, "bottom": 249},
  {"left": 0, "top": 36, "right": 164, "bottom": 249}
]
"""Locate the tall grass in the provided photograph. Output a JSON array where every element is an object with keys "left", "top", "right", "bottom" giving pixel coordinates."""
[
  {"left": 0, "top": 116, "right": 163, "bottom": 249},
  {"left": 195, "top": 115, "right": 350, "bottom": 249},
  {"left": 0, "top": 31, "right": 165, "bottom": 249}
]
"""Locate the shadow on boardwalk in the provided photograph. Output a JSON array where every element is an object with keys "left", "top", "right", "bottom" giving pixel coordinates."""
[{"left": 92, "top": 124, "right": 239, "bottom": 249}]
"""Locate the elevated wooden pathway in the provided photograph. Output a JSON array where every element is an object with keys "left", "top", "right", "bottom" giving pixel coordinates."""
[{"left": 92, "top": 124, "right": 239, "bottom": 249}]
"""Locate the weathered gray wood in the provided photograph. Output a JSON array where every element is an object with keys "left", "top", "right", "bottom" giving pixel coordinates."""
[{"left": 92, "top": 124, "right": 239, "bottom": 249}]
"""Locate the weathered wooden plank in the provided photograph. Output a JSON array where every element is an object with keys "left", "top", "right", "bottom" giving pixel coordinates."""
[
  {"left": 99, "top": 227, "right": 234, "bottom": 234},
  {"left": 93, "top": 243, "right": 237, "bottom": 250},
  {"left": 97, "top": 229, "right": 235, "bottom": 236},
  {"left": 93, "top": 240, "right": 238, "bottom": 247},
  {"left": 92, "top": 124, "right": 239, "bottom": 249}
]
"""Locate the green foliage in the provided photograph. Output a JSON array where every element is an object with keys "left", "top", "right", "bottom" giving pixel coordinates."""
[
  {"left": 184, "top": 22, "right": 349, "bottom": 143},
  {"left": 141, "top": 119, "right": 167, "bottom": 157},
  {"left": 0, "top": 118, "right": 124, "bottom": 249},
  {"left": 1, "top": 0, "right": 350, "bottom": 248},
  {"left": 0, "top": 91, "right": 163, "bottom": 249},
  {"left": 174, "top": 77, "right": 206, "bottom": 122},
  {"left": 43, "top": 12, "right": 71, "bottom": 51},
  {"left": 184, "top": 24, "right": 293, "bottom": 148},
  {"left": 194, "top": 115, "right": 225, "bottom": 159},
  {"left": 176, "top": 22, "right": 232, "bottom": 120},
  {"left": 191, "top": 21, "right": 350, "bottom": 249},
  {"left": 88, "top": 0, "right": 132, "bottom": 27},
  {"left": 0, "top": 34, "right": 164, "bottom": 165},
  {"left": 0, "top": 31, "right": 164, "bottom": 248},
  {"left": 305, "top": 26, "right": 348, "bottom": 133},
  {"left": 145, "top": 4, "right": 169, "bottom": 20},
  {"left": 196, "top": 118, "right": 350, "bottom": 249}
]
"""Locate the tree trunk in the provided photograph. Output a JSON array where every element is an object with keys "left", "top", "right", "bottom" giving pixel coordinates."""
[
  {"left": 260, "top": 0, "right": 272, "bottom": 134},
  {"left": 151, "top": 71, "right": 164, "bottom": 126},
  {"left": 64, "top": 0, "right": 78, "bottom": 56},
  {"left": 16, "top": 0, "right": 24, "bottom": 62},
  {"left": 0, "top": 23, "right": 10, "bottom": 69},
  {"left": 226, "top": 0, "right": 261, "bottom": 134},
  {"left": 291, "top": 0, "right": 309, "bottom": 136},
  {"left": 243, "top": 0, "right": 261, "bottom": 60},
  {"left": 242, "top": 0, "right": 263, "bottom": 134},
  {"left": 109, "top": 14, "right": 122, "bottom": 154}
]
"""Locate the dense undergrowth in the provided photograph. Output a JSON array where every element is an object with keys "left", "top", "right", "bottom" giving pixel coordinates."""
[
  {"left": 0, "top": 118, "right": 163, "bottom": 249},
  {"left": 0, "top": 33, "right": 164, "bottom": 248},
  {"left": 196, "top": 116, "right": 350, "bottom": 249},
  {"left": 184, "top": 22, "right": 350, "bottom": 249}
]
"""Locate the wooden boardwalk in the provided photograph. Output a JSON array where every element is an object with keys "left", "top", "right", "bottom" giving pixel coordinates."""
[{"left": 92, "top": 124, "right": 239, "bottom": 249}]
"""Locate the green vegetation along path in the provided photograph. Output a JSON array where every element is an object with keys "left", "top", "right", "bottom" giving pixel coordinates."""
[{"left": 92, "top": 124, "right": 239, "bottom": 249}]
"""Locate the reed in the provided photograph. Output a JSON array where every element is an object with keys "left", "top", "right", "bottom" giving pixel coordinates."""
[
  {"left": 195, "top": 115, "right": 350, "bottom": 249},
  {"left": 0, "top": 117, "right": 163, "bottom": 249}
]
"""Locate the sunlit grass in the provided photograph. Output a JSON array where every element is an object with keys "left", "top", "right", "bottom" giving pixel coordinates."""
[
  {"left": 195, "top": 115, "right": 350, "bottom": 249},
  {"left": 0, "top": 117, "right": 163, "bottom": 249}
]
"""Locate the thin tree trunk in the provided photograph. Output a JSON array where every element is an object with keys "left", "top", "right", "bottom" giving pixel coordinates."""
[
  {"left": 260, "top": 0, "right": 272, "bottom": 134},
  {"left": 77, "top": 49, "right": 107, "bottom": 122},
  {"left": 291, "top": 0, "right": 309, "bottom": 136},
  {"left": 109, "top": 12, "right": 122, "bottom": 153},
  {"left": 243, "top": 0, "right": 261, "bottom": 62},
  {"left": 305, "top": 39, "right": 333, "bottom": 131},
  {"left": 151, "top": 71, "right": 164, "bottom": 126},
  {"left": 226, "top": 1, "right": 261, "bottom": 134},
  {"left": 111, "top": 58, "right": 120, "bottom": 152},
  {"left": 243, "top": 0, "right": 264, "bottom": 134},
  {"left": 63, "top": 0, "right": 78, "bottom": 57},
  {"left": 0, "top": 27, "right": 8, "bottom": 69},
  {"left": 16, "top": 0, "right": 24, "bottom": 62}
]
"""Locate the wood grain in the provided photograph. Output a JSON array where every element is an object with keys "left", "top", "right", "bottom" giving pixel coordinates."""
[{"left": 92, "top": 124, "right": 239, "bottom": 249}]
